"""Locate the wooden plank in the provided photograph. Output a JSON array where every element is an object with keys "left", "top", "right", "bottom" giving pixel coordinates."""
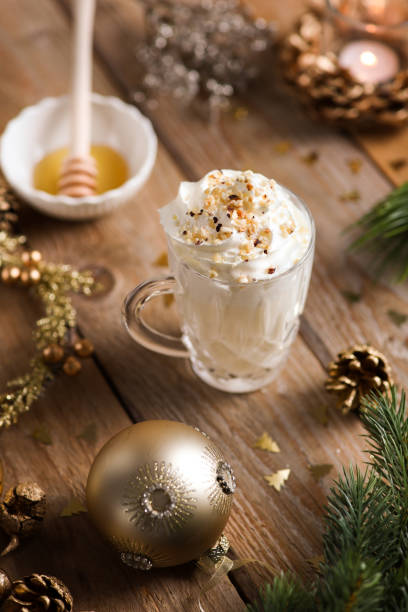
[
  {"left": 55, "top": 0, "right": 408, "bottom": 602},
  {"left": 42, "top": 0, "right": 388, "bottom": 604},
  {"left": 0, "top": 1, "right": 244, "bottom": 610},
  {"left": 354, "top": 127, "right": 408, "bottom": 186}
]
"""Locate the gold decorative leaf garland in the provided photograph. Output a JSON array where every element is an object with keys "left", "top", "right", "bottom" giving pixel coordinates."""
[{"left": 0, "top": 180, "right": 96, "bottom": 429}]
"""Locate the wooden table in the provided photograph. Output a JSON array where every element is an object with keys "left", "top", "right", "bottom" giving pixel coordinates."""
[{"left": 1, "top": 1, "right": 408, "bottom": 610}]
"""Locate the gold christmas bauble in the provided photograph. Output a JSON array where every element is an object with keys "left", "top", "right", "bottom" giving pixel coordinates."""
[{"left": 86, "top": 420, "right": 236, "bottom": 570}]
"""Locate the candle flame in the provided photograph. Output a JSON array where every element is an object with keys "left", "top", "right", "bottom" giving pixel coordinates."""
[{"left": 360, "top": 50, "right": 378, "bottom": 66}]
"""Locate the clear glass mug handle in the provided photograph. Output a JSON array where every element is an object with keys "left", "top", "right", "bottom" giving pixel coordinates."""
[{"left": 121, "top": 277, "right": 189, "bottom": 358}]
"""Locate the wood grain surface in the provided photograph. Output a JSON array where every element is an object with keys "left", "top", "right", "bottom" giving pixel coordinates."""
[{"left": 1, "top": 1, "right": 408, "bottom": 610}]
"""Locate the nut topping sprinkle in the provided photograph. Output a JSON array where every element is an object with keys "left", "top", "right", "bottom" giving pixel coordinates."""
[{"left": 160, "top": 170, "right": 312, "bottom": 283}]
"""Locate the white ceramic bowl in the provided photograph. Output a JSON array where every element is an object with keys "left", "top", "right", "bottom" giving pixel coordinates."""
[{"left": 0, "top": 94, "right": 157, "bottom": 220}]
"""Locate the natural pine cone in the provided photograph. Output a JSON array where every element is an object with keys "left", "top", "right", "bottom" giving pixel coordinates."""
[
  {"left": 0, "top": 569, "right": 13, "bottom": 603},
  {"left": 2, "top": 573, "right": 73, "bottom": 611},
  {"left": 0, "top": 482, "right": 46, "bottom": 556},
  {"left": 325, "top": 344, "right": 393, "bottom": 414}
]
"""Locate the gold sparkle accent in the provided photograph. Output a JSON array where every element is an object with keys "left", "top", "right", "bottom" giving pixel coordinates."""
[
  {"left": 203, "top": 444, "right": 235, "bottom": 516},
  {"left": 122, "top": 461, "right": 197, "bottom": 534}
]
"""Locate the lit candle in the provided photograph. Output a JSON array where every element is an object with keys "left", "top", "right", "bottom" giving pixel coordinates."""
[{"left": 338, "top": 39, "right": 400, "bottom": 84}]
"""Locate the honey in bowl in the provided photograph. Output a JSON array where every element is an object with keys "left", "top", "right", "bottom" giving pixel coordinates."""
[{"left": 33, "top": 145, "right": 128, "bottom": 195}]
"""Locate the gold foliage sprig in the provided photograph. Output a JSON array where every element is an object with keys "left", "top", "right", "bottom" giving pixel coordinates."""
[{"left": 0, "top": 193, "right": 96, "bottom": 429}]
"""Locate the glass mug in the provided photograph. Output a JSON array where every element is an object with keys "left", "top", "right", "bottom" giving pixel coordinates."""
[{"left": 122, "top": 187, "right": 315, "bottom": 393}]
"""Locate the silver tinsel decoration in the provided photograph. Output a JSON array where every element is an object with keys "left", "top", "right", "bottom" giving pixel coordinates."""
[{"left": 133, "top": 0, "right": 275, "bottom": 112}]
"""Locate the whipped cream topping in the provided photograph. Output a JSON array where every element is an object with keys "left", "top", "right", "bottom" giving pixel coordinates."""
[{"left": 160, "top": 170, "right": 311, "bottom": 282}]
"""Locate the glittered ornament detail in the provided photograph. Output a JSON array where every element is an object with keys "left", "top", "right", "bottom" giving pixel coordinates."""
[
  {"left": 206, "top": 534, "right": 230, "bottom": 564},
  {"left": 122, "top": 461, "right": 197, "bottom": 533},
  {"left": 203, "top": 445, "right": 236, "bottom": 516},
  {"left": 120, "top": 551, "right": 153, "bottom": 571},
  {"left": 216, "top": 461, "right": 236, "bottom": 495}
]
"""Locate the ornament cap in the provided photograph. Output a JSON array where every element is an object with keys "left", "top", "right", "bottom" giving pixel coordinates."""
[{"left": 121, "top": 551, "right": 153, "bottom": 571}]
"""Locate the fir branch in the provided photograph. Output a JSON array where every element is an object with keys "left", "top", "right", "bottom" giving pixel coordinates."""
[
  {"left": 317, "top": 553, "right": 384, "bottom": 612},
  {"left": 247, "top": 574, "right": 315, "bottom": 612},
  {"left": 349, "top": 182, "right": 408, "bottom": 282},
  {"left": 249, "top": 387, "right": 408, "bottom": 611},
  {"left": 322, "top": 468, "right": 396, "bottom": 571}
]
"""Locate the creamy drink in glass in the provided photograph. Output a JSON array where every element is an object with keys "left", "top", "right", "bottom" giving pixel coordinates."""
[{"left": 123, "top": 170, "right": 315, "bottom": 393}]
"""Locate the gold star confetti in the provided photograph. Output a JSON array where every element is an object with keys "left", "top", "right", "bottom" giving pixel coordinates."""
[
  {"left": 341, "top": 290, "right": 361, "bottom": 304},
  {"left": 310, "top": 405, "right": 328, "bottom": 426},
  {"left": 60, "top": 497, "right": 87, "bottom": 517},
  {"left": 234, "top": 106, "right": 249, "bottom": 121},
  {"left": 387, "top": 309, "right": 407, "bottom": 327},
  {"left": 264, "top": 468, "right": 290, "bottom": 491},
  {"left": 309, "top": 464, "right": 333, "bottom": 482},
  {"left": 31, "top": 424, "right": 52, "bottom": 446},
  {"left": 163, "top": 294, "right": 175, "bottom": 308},
  {"left": 76, "top": 423, "right": 98, "bottom": 446},
  {"left": 339, "top": 190, "right": 361, "bottom": 203},
  {"left": 154, "top": 252, "right": 168, "bottom": 267},
  {"left": 347, "top": 159, "right": 362, "bottom": 174},
  {"left": 274, "top": 141, "right": 292, "bottom": 154},
  {"left": 301, "top": 151, "right": 319, "bottom": 165},
  {"left": 389, "top": 158, "right": 407, "bottom": 171},
  {"left": 253, "top": 432, "right": 280, "bottom": 453}
]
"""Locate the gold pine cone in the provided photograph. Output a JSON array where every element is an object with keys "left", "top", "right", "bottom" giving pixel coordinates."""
[
  {"left": 2, "top": 573, "right": 73, "bottom": 611},
  {"left": 325, "top": 344, "right": 393, "bottom": 414}
]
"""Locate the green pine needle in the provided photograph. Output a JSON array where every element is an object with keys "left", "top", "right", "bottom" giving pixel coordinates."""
[
  {"left": 247, "top": 574, "right": 315, "bottom": 612},
  {"left": 349, "top": 182, "right": 408, "bottom": 282},
  {"left": 249, "top": 387, "right": 408, "bottom": 611},
  {"left": 317, "top": 553, "right": 384, "bottom": 612}
]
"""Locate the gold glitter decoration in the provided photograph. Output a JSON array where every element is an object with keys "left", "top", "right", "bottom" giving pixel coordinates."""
[
  {"left": 123, "top": 461, "right": 197, "bottom": 533},
  {"left": 280, "top": 2, "right": 408, "bottom": 126},
  {"left": 387, "top": 309, "right": 407, "bottom": 327},
  {"left": 341, "top": 290, "right": 362, "bottom": 304},
  {"left": 154, "top": 252, "right": 168, "bottom": 267},
  {"left": 31, "top": 424, "right": 53, "bottom": 446},
  {"left": 339, "top": 190, "right": 361, "bottom": 203},
  {"left": 59, "top": 498, "right": 87, "bottom": 517},
  {"left": 301, "top": 151, "right": 319, "bottom": 165},
  {"left": 264, "top": 469, "right": 291, "bottom": 491},
  {"left": 253, "top": 432, "right": 280, "bottom": 453},
  {"left": 325, "top": 344, "right": 393, "bottom": 414},
  {"left": 347, "top": 159, "right": 362, "bottom": 175},
  {"left": 273, "top": 141, "right": 292, "bottom": 154},
  {"left": 76, "top": 422, "right": 98, "bottom": 446},
  {"left": 309, "top": 464, "right": 333, "bottom": 481},
  {"left": 390, "top": 158, "right": 407, "bottom": 171},
  {"left": 0, "top": 178, "right": 96, "bottom": 429},
  {"left": 86, "top": 421, "right": 235, "bottom": 569}
]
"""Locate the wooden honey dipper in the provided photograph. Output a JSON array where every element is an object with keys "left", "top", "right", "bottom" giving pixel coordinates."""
[{"left": 58, "top": 0, "right": 97, "bottom": 197}]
